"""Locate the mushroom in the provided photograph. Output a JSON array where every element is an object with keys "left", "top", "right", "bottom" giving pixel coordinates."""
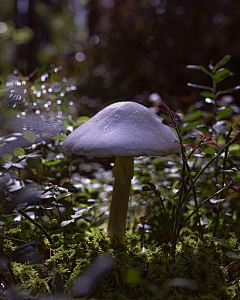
[{"left": 63, "top": 101, "right": 180, "bottom": 240}]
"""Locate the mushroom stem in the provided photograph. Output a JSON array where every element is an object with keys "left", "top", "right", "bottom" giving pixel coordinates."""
[{"left": 108, "top": 156, "right": 134, "bottom": 240}]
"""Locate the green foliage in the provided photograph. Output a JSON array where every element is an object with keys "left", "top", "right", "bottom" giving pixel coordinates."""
[{"left": 1, "top": 55, "right": 240, "bottom": 299}]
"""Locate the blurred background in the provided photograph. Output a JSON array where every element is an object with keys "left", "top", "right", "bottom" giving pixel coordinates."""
[{"left": 1, "top": 0, "right": 240, "bottom": 111}]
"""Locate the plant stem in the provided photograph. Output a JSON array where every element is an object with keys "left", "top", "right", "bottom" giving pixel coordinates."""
[
  {"left": 172, "top": 134, "right": 239, "bottom": 252},
  {"left": 212, "top": 127, "right": 232, "bottom": 237},
  {"left": 18, "top": 209, "right": 53, "bottom": 244},
  {"left": 108, "top": 156, "right": 134, "bottom": 240},
  {"left": 3, "top": 235, "right": 28, "bottom": 244},
  {"left": 180, "top": 135, "right": 238, "bottom": 209},
  {"left": 182, "top": 183, "right": 238, "bottom": 228},
  {"left": 186, "top": 163, "right": 204, "bottom": 241}
]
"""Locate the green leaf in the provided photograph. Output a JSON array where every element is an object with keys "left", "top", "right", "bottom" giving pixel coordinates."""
[
  {"left": 70, "top": 206, "right": 96, "bottom": 220},
  {"left": 202, "top": 147, "right": 216, "bottom": 161},
  {"left": 187, "top": 83, "right": 213, "bottom": 91},
  {"left": 76, "top": 116, "right": 90, "bottom": 122},
  {"left": 186, "top": 205, "right": 195, "bottom": 211},
  {"left": 209, "top": 237, "right": 229, "bottom": 246},
  {"left": 56, "top": 192, "right": 72, "bottom": 200},
  {"left": 218, "top": 85, "right": 240, "bottom": 95},
  {"left": 186, "top": 65, "right": 210, "bottom": 75},
  {"left": 229, "top": 144, "right": 240, "bottom": 153},
  {"left": 226, "top": 251, "right": 240, "bottom": 259},
  {"left": 125, "top": 268, "right": 143, "bottom": 284},
  {"left": 200, "top": 91, "right": 216, "bottom": 99},
  {"left": 1, "top": 154, "right": 13, "bottom": 162},
  {"left": 213, "top": 55, "right": 231, "bottom": 72},
  {"left": 213, "top": 68, "right": 231, "bottom": 83},
  {"left": 44, "top": 160, "right": 62, "bottom": 166},
  {"left": 185, "top": 110, "right": 203, "bottom": 122},
  {"left": 13, "top": 148, "right": 25, "bottom": 156},
  {"left": 52, "top": 134, "right": 65, "bottom": 140},
  {"left": 181, "top": 122, "right": 202, "bottom": 132},
  {"left": 171, "top": 180, "right": 180, "bottom": 191},
  {"left": 216, "top": 107, "right": 233, "bottom": 121},
  {"left": 23, "top": 130, "right": 37, "bottom": 143},
  {"left": 63, "top": 117, "right": 74, "bottom": 126}
]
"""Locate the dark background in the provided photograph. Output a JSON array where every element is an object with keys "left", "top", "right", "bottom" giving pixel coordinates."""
[{"left": 1, "top": 0, "right": 240, "bottom": 110}]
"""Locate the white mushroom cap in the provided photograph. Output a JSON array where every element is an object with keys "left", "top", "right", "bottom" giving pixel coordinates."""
[{"left": 63, "top": 101, "right": 180, "bottom": 157}]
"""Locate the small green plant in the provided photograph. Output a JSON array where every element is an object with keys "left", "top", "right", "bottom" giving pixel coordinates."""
[
  {"left": 1, "top": 56, "right": 240, "bottom": 299},
  {"left": 142, "top": 55, "right": 240, "bottom": 262}
]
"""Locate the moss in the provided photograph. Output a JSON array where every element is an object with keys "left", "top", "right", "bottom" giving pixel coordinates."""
[{"left": 7, "top": 232, "right": 240, "bottom": 299}]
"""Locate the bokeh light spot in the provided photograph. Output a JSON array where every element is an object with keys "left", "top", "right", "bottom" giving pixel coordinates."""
[
  {"left": 75, "top": 52, "right": 85, "bottom": 62},
  {"left": 0, "top": 22, "right": 7, "bottom": 34}
]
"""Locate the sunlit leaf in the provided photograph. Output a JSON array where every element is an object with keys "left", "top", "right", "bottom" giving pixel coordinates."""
[
  {"left": 12, "top": 162, "right": 25, "bottom": 169},
  {"left": 210, "top": 198, "right": 225, "bottom": 204},
  {"left": 193, "top": 153, "right": 205, "bottom": 157},
  {"left": 61, "top": 219, "right": 74, "bottom": 227},
  {"left": 213, "top": 123, "right": 228, "bottom": 134},
  {"left": 71, "top": 206, "right": 96, "bottom": 219},
  {"left": 220, "top": 169, "right": 237, "bottom": 173},
  {"left": 59, "top": 182, "right": 78, "bottom": 193},
  {"left": 186, "top": 65, "right": 210, "bottom": 75},
  {"left": 218, "top": 85, "right": 240, "bottom": 95},
  {"left": 27, "top": 150, "right": 44, "bottom": 158},
  {"left": 187, "top": 83, "right": 213, "bottom": 91}
]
